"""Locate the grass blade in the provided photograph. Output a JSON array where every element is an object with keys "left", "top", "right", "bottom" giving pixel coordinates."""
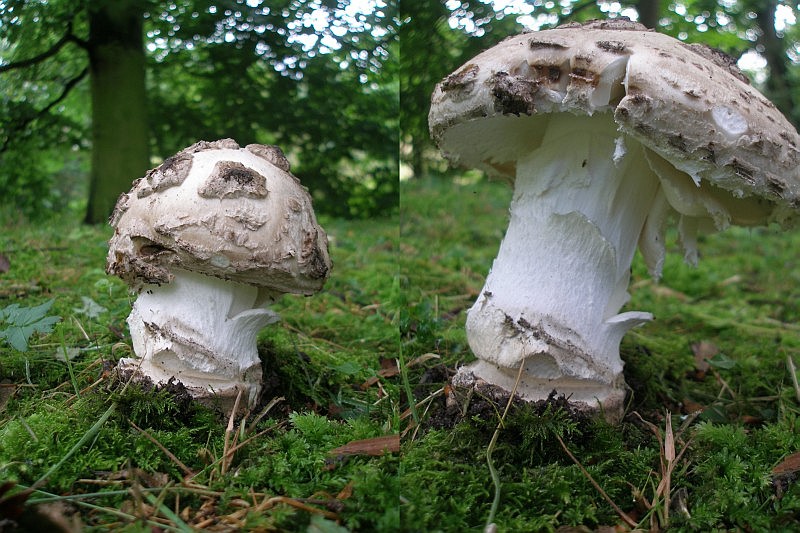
[
  {"left": 485, "top": 361, "right": 525, "bottom": 531},
  {"left": 145, "top": 490, "right": 194, "bottom": 533},
  {"left": 33, "top": 402, "right": 116, "bottom": 489}
]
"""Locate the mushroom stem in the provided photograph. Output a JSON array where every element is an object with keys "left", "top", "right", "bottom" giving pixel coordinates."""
[
  {"left": 462, "top": 114, "right": 658, "bottom": 412},
  {"left": 119, "top": 268, "right": 278, "bottom": 407}
]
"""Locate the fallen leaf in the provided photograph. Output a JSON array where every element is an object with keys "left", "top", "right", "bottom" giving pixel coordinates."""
[
  {"left": 691, "top": 341, "right": 719, "bottom": 373},
  {"left": 681, "top": 398, "right": 704, "bottom": 414},
  {"left": 0, "top": 482, "right": 75, "bottom": 532},
  {"left": 664, "top": 415, "right": 675, "bottom": 463},
  {"left": 55, "top": 346, "right": 81, "bottom": 363},
  {"left": 0, "top": 481, "right": 30, "bottom": 520},
  {"left": 376, "top": 366, "right": 399, "bottom": 379},
  {"left": 740, "top": 415, "right": 762, "bottom": 425},
  {"left": 328, "top": 435, "right": 399, "bottom": 457},
  {"left": 73, "top": 296, "right": 107, "bottom": 318},
  {"left": 773, "top": 451, "right": 800, "bottom": 475},
  {"left": 360, "top": 376, "right": 381, "bottom": 390},
  {"left": 379, "top": 357, "right": 397, "bottom": 372},
  {"left": 336, "top": 481, "right": 354, "bottom": 500},
  {"left": 333, "top": 361, "right": 363, "bottom": 376},
  {"left": 718, "top": 274, "right": 743, "bottom": 287},
  {"left": 0, "top": 383, "right": 15, "bottom": 413},
  {"left": 651, "top": 285, "right": 690, "bottom": 301},
  {"left": 307, "top": 515, "right": 350, "bottom": 533},
  {"left": 707, "top": 352, "right": 736, "bottom": 370},
  {"left": 360, "top": 361, "right": 400, "bottom": 390}
]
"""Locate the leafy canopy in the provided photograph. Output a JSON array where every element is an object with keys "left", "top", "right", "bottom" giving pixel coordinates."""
[{"left": 0, "top": 0, "right": 398, "bottom": 219}]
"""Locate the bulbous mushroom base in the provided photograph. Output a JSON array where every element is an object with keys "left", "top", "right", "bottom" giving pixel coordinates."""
[
  {"left": 116, "top": 269, "right": 279, "bottom": 412},
  {"left": 452, "top": 360, "right": 627, "bottom": 423},
  {"left": 116, "top": 361, "right": 262, "bottom": 414}
]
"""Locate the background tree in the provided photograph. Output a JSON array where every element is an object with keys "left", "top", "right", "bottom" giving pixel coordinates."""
[
  {"left": 0, "top": 0, "right": 397, "bottom": 222},
  {"left": 86, "top": 0, "right": 149, "bottom": 224},
  {"left": 399, "top": 0, "right": 519, "bottom": 178},
  {"left": 400, "top": 0, "right": 800, "bottom": 178}
]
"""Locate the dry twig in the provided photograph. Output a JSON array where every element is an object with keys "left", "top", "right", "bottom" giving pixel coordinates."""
[
  {"left": 787, "top": 355, "right": 800, "bottom": 404},
  {"left": 555, "top": 433, "right": 638, "bottom": 528},
  {"left": 129, "top": 421, "right": 194, "bottom": 477},
  {"left": 633, "top": 411, "right": 697, "bottom": 528},
  {"left": 221, "top": 388, "right": 244, "bottom": 476}
]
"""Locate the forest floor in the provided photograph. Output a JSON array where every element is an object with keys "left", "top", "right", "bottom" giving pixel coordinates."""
[
  {"left": 0, "top": 212, "right": 399, "bottom": 531},
  {"left": 400, "top": 176, "right": 800, "bottom": 531},
  {"left": 3, "top": 174, "right": 800, "bottom": 532}
]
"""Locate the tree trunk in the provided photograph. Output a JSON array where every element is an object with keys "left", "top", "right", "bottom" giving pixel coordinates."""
[
  {"left": 84, "top": 0, "right": 149, "bottom": 224},
  {"left": 755, "top": 2, "right": 794, "bottom": 126},
  {"left": 410, "top": 133, "right": 426, "bottom": 178},
  {"left": 636, "top": 0, "right": 660, "bottom": 29}
]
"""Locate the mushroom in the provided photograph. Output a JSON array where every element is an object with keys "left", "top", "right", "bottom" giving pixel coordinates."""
[
  {"left": 107, "top": 139, "right": 331, "bottom": 409},
  {"left": 429, "top": 19, "right": 800, "bottom": 419}
]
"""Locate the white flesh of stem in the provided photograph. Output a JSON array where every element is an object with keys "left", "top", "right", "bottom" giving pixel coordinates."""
[
  {"left": 120, "top": 268, "right": 279, "bottom": 406},
  {"left": 466, "top": 113, "right": 658, "bottom": 403}
]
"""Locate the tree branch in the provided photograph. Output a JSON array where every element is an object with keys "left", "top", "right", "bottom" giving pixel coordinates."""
[
  {"left": 0, "top": 66, "right": 89, "bottom": 153},
  {"left": 42, "top": 66, "right": 89, "bottom": 116},
  {"left": 555, "top": 0, "right": 598, "bottom": 27},
  {"left": 0, "top": 22, "right": 87, "bottom": 74}
]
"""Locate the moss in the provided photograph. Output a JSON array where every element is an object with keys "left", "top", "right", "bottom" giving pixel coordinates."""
[
  {"left": 0, "top": 213, "right": 399, "bottom": 530},
  {"left": 400, "top": 176, "right": 800, "bottom": 530}
]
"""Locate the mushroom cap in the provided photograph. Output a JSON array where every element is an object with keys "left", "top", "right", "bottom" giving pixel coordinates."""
[
  {"left": 429, "top": 19, "right": 800, "bottom": 223},
  {"left": 107, "top": 139, "right": 331, "bottom": 295}
]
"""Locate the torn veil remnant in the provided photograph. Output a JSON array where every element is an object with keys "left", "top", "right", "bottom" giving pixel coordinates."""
[
  {"left": 429, "top": 19, "right": 800, "bottom": 420},
  {"left": 107, "top": 139, "right": 331, "bottom": 409}
]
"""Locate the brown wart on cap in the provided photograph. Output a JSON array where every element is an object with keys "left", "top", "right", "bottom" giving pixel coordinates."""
[
  {"left": 245, "top": 143, "right": 292, "bottom": 173},
  {"left": 107, "top": 139, "right": 332, "bottom": 410},
  {"left": 198, "top": 161, "right": 269, "bottom": 199},
  {"left": 430, "top": 19, "right": 800, "bottom": 421},
  {"left": 136, "top": 153, "right": 194, "bottom": 198}
]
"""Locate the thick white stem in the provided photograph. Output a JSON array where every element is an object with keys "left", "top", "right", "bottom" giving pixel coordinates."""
[
  {"left": 119, "top": 268, "right": 279, "bottom": 407},
  {"left": 463, "top": 114, "right": 659, "bottom": 409}
]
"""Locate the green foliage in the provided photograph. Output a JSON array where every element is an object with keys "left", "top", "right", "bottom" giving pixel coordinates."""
[
  {"left": 0, "top": 299, "right": 60, "bottom": 352},
  {"left": 146, "top": 1, "right": 399, "bottom": 219},
  {"left": 0, "top": 0, "right": 90, "bottom": 219},
  {"left": 402, "top": 1, "right": 800, "bottom": 176},
  {"left": 0, "top": 0, "right": 397, "bottom": 220},
  {"left": 677, "top": 418, "right": 800, "bottom": 530},
  {"left": 399, "top": 0, "right": 526, "bottom": 177},
  {"left": 0, "top": 140, "right": 89, "bottom": 220}
]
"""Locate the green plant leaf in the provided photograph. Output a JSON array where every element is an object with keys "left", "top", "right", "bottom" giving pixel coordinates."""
[
  {"left": 0, "top": 299, "right": 61, "bottom": 352},
  {"left": 708, "top": 352, "right": 737, "bottom": 370},
  {"left": 333, "top": 361, "right": 363, "bottom": 376},
  {"left": 307, "top": 515, "right": 351, "bottom": 533},
  {"left": 73, "top": 296, "right": 107, "bottom": 318}
]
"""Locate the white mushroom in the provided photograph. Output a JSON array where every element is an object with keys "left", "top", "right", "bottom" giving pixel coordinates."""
[
  {"left": 107, "top": 139, "right": 331, "bottom": 409},
  {"left": 429, "top": 19, "right": 800, "bottom": 419}
]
